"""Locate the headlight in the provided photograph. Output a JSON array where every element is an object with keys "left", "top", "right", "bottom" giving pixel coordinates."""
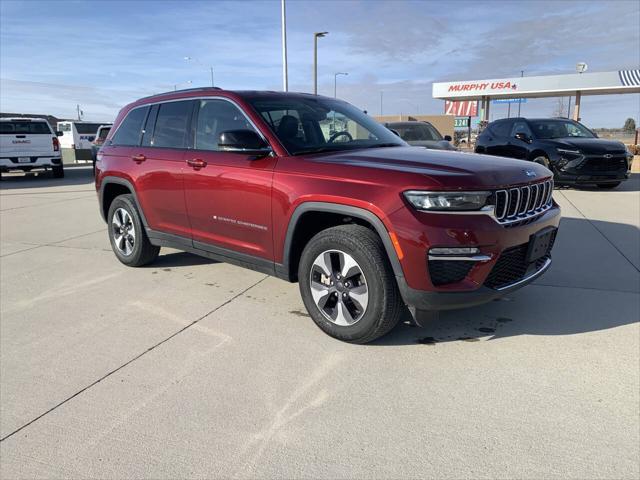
[
  {"left": 557, "top": 148, "right": 581, "bottom": 156},
  {"left": 403, "top": 191, "right": 491, "bottom": 211}
]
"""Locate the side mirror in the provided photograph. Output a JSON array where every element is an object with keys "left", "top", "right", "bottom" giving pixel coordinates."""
[
  {"left": 514, "top": 132, "right": 531, "bottom": 143},
  {"left": 218, "top": 130, "right": 272, "bottom": 156},
  {"left": 444, "top": 135, "right": 452, "bottom": 142},
  {"left": 592, "top": 131, "right": 598, "bottom": 138},
  {"left": 56, "top": 131, "right": 63, "bottom": 136}
]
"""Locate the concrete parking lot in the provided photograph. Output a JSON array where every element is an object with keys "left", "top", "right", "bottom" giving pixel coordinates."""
[{"left": 1, "top": 167, "right": 638, "bottom": 479}]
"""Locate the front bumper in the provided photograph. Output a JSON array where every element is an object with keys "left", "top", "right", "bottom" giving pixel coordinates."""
[
  {"left": 0, "top": 156, "right": 62, "bottom": 171},
  {"left": 389, "top": 201, "right": 561, "bottom": 311},
  {"left": 398, "top": 257, "right": 551, "bottom": 311}
]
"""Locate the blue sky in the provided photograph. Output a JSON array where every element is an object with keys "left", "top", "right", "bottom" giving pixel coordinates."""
[{"left": 1, "top": 0, "right": 639, "bottom": 127}]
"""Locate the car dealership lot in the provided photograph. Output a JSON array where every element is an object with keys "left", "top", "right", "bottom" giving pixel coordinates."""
[{"left": 0, "top": 167, "right": 638, "bottom": 479}]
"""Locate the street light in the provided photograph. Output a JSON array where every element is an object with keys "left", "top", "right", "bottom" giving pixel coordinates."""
[
  {"left": 313, "top": 31, "right": 328, "bottom": 95},
  {"left": 184, "top": 56, "right": 214, "bottom": 87},
  {"left": 333, "top": 72, "right": 348, "bottom": 98}
]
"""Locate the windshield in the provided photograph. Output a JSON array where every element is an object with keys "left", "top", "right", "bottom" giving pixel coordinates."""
[
  {"left": 529, "top": 120, "right": 595, "bottom": 139},
  {"left": 246, "top": 96, "right": 406, "bottom": 155},
  {"left": 390, "top": 123, "right": 442, "bottom": 142}
]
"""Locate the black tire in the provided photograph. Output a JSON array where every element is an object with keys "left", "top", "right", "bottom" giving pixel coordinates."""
[
  {"left": 107, "top": 194, "right": 159, "bottom": 267},
  {"left": 52, "top": 165, "right": 64, "bottom": 178},
  {"left": 533, "top": 156, "right": 550, "bottom": 168},
  {"left": 298, "top": 224, "right": 404, "bottom": 344},
  {"left": 596, "top": 182, "right": 621, "bottom": 189}
]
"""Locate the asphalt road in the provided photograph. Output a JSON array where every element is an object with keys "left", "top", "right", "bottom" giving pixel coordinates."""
[{"left": 1, "top": 167, "right": 638, "bottom": 479}]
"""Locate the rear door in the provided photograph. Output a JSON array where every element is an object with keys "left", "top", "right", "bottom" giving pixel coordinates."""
[
  {"left": 485, "top": 120, "right": 512, "bottom": 157},
  {"left": 182, "top": 98, "right": 277, "bottom": 261},
  {"left": 0, "top": 120, "right": 55, "bottom": 158},
  {"left": 133, "top": 100, "right": 195, "bottom": 239}
]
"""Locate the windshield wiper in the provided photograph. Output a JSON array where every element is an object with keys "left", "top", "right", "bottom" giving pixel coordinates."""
[{"left": 368, "top": 143, "right": 404, "bottom": 148}]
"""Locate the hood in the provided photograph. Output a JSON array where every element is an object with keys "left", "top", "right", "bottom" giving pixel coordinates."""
[
  {"left": 308, "top": 146, "right": 551, "bottom": 189},
  {"left": 406, "top": 140, "right": 457, "bottom": 151},
  {"left": 545, "top": 137, "right": 626, "bottom": 154}
]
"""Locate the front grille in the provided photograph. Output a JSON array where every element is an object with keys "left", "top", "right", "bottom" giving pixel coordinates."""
[
  {"left": 578, "top": 155, "right": 628, "bottom": 173},
  {"left": 485, "top": 230, "right": 557, "bottom": 289},
  {"left": 428, "top": 260, "right": 475, "bottom": 286},
  {"left": 494, "top": 179, "right": 553, "bottom": 227}
]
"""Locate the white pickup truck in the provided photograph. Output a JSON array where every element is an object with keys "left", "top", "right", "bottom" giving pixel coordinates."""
[{"left": 0, "top": 118, "right": 64, "bottom": 178}]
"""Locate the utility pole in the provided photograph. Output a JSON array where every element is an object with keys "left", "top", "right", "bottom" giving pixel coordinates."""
[
  {"left": 313, "top": 32, "right": 328, "bottom": 95},
  {"left": 281, "top": 0, "right": 288, "bottom": 91}
]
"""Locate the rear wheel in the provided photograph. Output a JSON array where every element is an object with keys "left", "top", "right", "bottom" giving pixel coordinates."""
[
  {"left": 298, "top": 224, "right": 403, "bottom": 344},
  {"left": 107, "top": 194, "right": 159, "bottom": 267},
  {"left": 52, "top": 164, "right": 64, "bottom": 178},
  {"left": 596, "top": 182, "right": 621, "bottom": 189}
]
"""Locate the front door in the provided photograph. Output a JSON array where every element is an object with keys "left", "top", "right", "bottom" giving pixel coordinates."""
[{"left": 182, "top": 98, "right": 277, "bottom": 261}]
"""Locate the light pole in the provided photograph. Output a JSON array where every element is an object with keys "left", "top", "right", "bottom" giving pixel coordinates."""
[
  {"left": 313, "top": 31, "right": 328, "bottom": 95},
  {"left": 281, "top": 0, "right": 288, "bottom": 91},
  {"left": 517, "top": 70, "right": 524, "bottom": 117},
  {"left": 380, "top": 91, "right": 383, "bottom": 115},
  {"left": 184, "top": 56, "right": 214, "bottom": 87},
  {"left": 333, "top": 72, "right": 347, "bottom": 98}
]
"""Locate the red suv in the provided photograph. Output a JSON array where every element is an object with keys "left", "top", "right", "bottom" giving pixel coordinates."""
[{"left": 96, "top": 88, "right": 560, "bottom": 343}]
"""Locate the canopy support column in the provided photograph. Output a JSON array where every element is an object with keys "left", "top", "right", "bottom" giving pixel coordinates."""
[{"left": 572, "top": 91, "right": 581, "bottom": 121}]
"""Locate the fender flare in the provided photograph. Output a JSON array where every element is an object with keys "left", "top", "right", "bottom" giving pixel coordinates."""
[
  {"left": 280, "top": 202, "right": 405, "bottom": 281},
  {"left": 99, "top": 176, "right": 148, "bottom": 226}
]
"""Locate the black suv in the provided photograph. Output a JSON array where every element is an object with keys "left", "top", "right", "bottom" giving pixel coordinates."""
[{"left": 475, "top": 117, "right": 632, "bottom": 189}]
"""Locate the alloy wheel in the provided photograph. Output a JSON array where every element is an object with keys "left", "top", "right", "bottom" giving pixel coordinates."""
[
  {"left": 309, "top": 249, "right": 369, "bottom": 326},
  {"left": 112, "top": 207, "right": 136, "bottom": 256}
]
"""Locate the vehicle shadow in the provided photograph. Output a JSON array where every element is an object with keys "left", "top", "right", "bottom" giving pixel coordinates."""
[
  {"left": 371, "top": 215, "right": 640, "bottom": 347},
  {"left": 0, "top": 166, "right": 94, "bottom": 190},
  {"left": 145, "top": 251, "right": 219, "bottom": 268}
]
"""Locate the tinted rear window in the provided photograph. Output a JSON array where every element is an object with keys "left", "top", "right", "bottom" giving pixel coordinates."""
[
  {"left": 489, "top": 120, "right": 512, "bottom": 137},
  {"left": 75, "top": 123, "right": 104, "bottom": 134},
  {"left": 111, "top": 107, "right": 149, "bottom": 146},
  {"left": 0, "top": 121, "right": 52, "bottom": 134}
]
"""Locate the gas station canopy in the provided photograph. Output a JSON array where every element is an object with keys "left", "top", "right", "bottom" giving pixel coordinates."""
[{"left": 432, "top": 70, "right": 640, "bottom": 121}]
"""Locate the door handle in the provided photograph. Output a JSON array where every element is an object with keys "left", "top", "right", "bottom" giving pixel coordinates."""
[
  {"left": 131, "top": 154, "right": 146, "bottom": 163},
  {"left": 186, "top": 158, "right": 207, "bottom": 169}
]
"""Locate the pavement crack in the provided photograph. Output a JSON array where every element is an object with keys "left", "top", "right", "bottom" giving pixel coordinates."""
[{"left": 0, "top": 275, "right": 268, "bottom": 443}]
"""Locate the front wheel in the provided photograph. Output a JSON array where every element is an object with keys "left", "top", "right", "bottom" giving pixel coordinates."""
[
  {"left": 298, "top": 225, "right": 404, "bottom": 344},
  {"left": 533, "top": 156, "right": 550, "bottom": 168},
  {"left": 596, "top": 182, "right": 621, "bottom": 189},
  {"left": 107, "top": 194, "right": 159, "bottom": 267}
]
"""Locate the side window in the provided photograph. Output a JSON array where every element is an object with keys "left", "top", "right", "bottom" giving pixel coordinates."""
[
  {"left": 151, "top": 100, "right": 193, "bottom": 148},
  {"left": 511, "top": 121, "right": 532, "bottom": 137},
  {"left": 490, "top": 120, "right": 512, "bottom": 137},
  {"left": 111, "top": 107, "right": 149, "bottom": 146},
  {"left": 195, "top": 99, "right": 257, "bottom": 151}
]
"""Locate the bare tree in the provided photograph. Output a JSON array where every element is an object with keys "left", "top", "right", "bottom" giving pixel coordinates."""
[{"left": 552, "top": 97, "right": 568, "bottom": 118}]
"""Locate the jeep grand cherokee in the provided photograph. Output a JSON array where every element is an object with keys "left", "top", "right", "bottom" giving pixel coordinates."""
[{"left": 96, "top": 88, "right": 560, "bottom": 343}]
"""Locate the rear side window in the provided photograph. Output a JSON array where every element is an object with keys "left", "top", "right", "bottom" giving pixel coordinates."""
[
  {"left": 489, "top": 120, "right": 512, "bottom": 137},
  {"left": 0, "top": 121, "right": 52, "bottom": 134},
  {"left": 151, "top": 100, "right": 193, "bottom": 148},
  {"left": 111, "top": 107, "right": 149, "bottom": 146}
]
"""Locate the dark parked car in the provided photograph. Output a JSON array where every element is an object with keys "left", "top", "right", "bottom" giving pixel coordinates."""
[
  {"left": 385, "top": 121, "right": 457, "bottom": 150},
  {"left": 475, "top": 117, "right": 633, "bottom": 189},
  {"left": 96, "top": 88, "right": 559, "bottom": 343}
]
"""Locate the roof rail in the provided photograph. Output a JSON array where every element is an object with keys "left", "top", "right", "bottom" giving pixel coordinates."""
[{"left": 138, "top": 86, "right": 222, "bottom": 102}]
